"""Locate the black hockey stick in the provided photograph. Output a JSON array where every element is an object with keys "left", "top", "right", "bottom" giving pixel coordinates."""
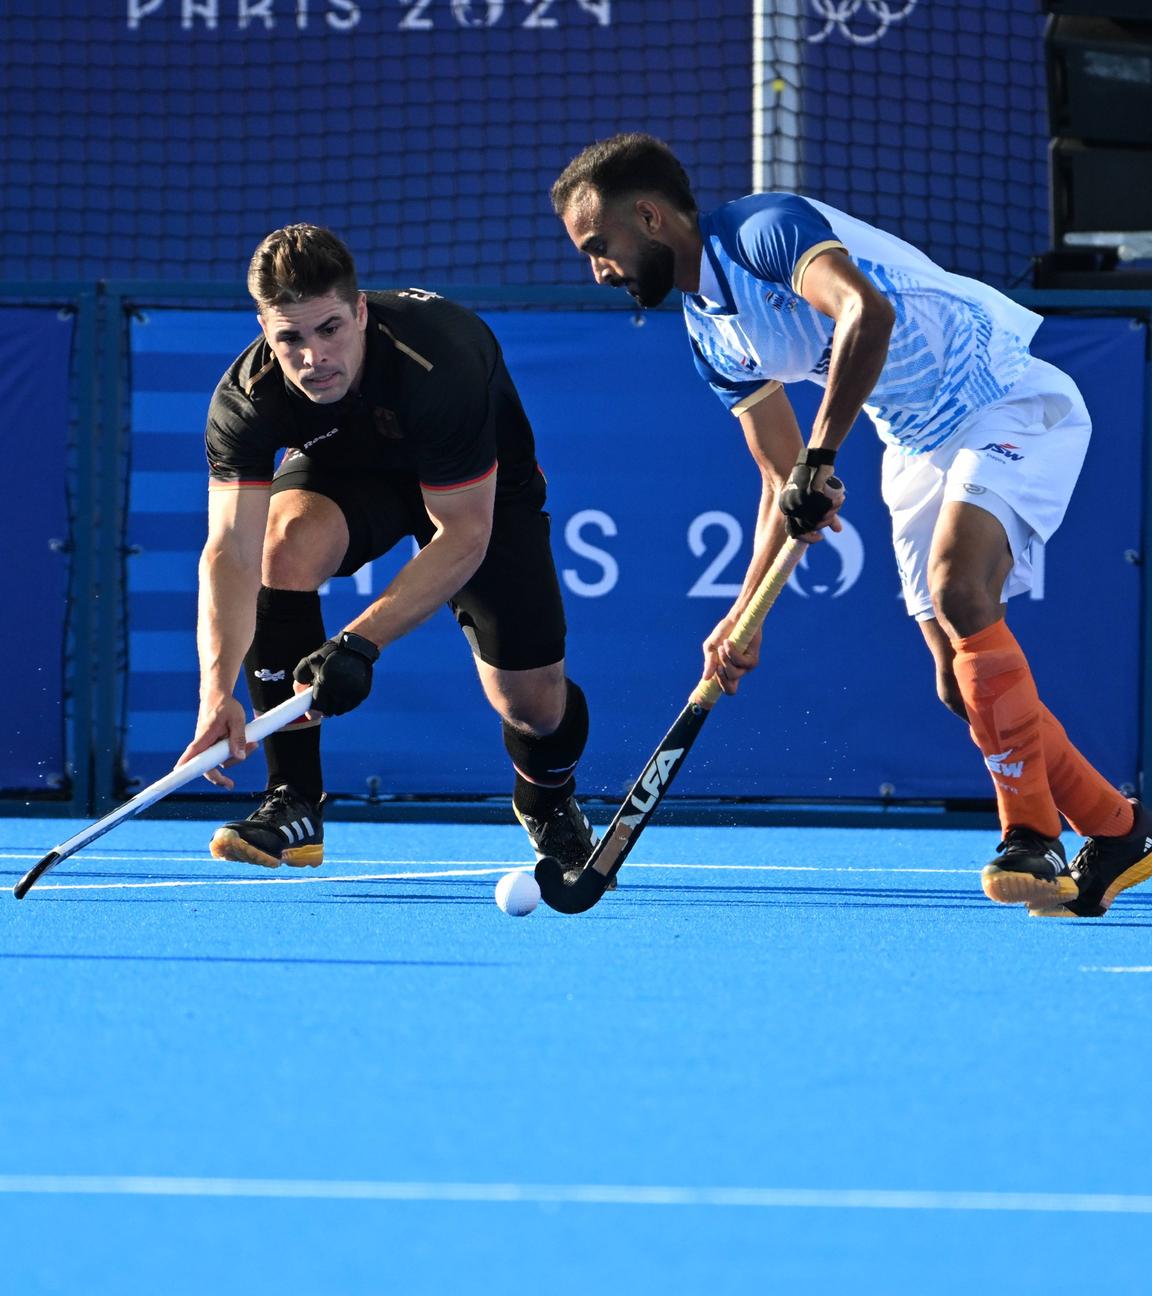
[{"left": 535, "top": 483, "right": 842, "bottom": 914}]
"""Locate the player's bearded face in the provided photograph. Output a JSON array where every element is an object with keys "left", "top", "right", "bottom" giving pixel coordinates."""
[{"left": 628, "top": 238, "right": 676, "bottom": 307}]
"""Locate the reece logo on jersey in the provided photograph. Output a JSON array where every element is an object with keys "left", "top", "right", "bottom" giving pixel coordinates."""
[{"left": 302, "top": 427, "right": 340, "bottom": 452}]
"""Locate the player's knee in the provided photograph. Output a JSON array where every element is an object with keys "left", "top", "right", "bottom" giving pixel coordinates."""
[
  {"left": 262, "top": 516, "right": 340, "bottom": 588},
  {"left": 500, "top": 706, "right": 548, "bottom": 737},
  {"left": 498, "top": 684, "right": 566, "bottom": 735},
  {"left": 501, "top": 678, "right": 587, "bottom": 760},
  {"left": 929, "top": 575, "right": 999, "bottom": 641}
]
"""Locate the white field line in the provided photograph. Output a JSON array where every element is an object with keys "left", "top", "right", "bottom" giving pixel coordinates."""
[
  {"left": 0, "top": 1175, "right": 1149, "bottom": 1215},
  {"left": 0, "top": 856, "right": 973, "bottom": 893},
  {"left": 0, "top": 853, "right": 517, "bottom": 866},
  {"left": 0, "top": 852, "right": 971, "bottom": 875},
  {"left": 1080, "top": 967, "right": 1152, "bottom": 974},
  {"left": 10, "top": 865, "right": 523, "bottom": 892}
]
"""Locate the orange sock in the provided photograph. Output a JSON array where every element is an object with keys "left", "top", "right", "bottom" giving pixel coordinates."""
[
  {"left": 951, "top": 620, "right": 1060, "bottom": 839},
  {"left": 1040, "top": 707, "right": 1134, "bottom": 839}
]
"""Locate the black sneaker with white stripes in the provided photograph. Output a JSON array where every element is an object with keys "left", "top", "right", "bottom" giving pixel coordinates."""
[
  {"left": 980, "top": 828, "right": 1077, "bottom": 907},
  {"left": 210, "top": 784, "right": 325, "bottom": 869},
  {"left": 1031, "top": 799, "right": 1152, "bottom": 918},
  {"left": 515, "top": 794, "right": 606, "bottom": 886}
]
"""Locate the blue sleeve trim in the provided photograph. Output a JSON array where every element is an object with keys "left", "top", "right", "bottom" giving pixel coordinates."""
[
  {"left": 712, "top": 195, "right": 840, "bottom": 291},
  {"left": 687, "top": 332, "right": 766, "bottom": 413}
]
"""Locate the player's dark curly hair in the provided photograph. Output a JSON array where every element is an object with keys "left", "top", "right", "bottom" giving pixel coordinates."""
[
  {"left": 550, "top": 133, "right": 697, "bottom": 216},
  {"left": 247, "top": 224, "right": 359, "bottom": 313}
]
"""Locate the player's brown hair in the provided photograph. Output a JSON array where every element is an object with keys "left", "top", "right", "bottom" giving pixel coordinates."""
[
  {"left": 550, "top": 133, "right": 697, "bottom": 217},
  {"left": 247, "top": 224, "right": 359, "bottom": 313}
]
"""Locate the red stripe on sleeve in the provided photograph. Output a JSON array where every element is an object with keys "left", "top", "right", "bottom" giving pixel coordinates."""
[{"left": 419, "top": 462, "right": 498, "bottom": 494}]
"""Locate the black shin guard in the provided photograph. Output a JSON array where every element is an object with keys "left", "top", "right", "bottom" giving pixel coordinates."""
[
  {"left": 503, "top": 679, "right": 590, "bottom": 819},
  {"left": 244, "top": 586, "right": 326, "bottom": 803}
]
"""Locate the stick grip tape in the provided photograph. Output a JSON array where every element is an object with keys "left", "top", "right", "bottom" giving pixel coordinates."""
[{"left": 688, "top": 478, "right": 843, "bottom": 709}]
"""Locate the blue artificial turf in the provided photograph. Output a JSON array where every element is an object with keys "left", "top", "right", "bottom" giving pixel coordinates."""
[{"left": 2, "top": 817, "right": 1151, "bottom": 1294}]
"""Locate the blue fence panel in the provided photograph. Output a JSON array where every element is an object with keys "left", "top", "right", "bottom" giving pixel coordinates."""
[
  {"left": 0, "top": 306, "right": 73, "bottom": 791},
  {"left": 125, "top": 305, "right": 1146, "bottom": 802}
]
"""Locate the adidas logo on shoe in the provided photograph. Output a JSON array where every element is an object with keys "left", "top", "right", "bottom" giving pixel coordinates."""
[
  {"left": 278, "top": 818, "right": 315, "bottom": 845},
  {"left": 210, "top": 784, "right": 325, "bottom": 869},
  {"left": 981, "top": 828, "right": 1077, "bottom": 907},
  {"left": 1031, "top": 800, "right": 1152, "bottom": 919}
]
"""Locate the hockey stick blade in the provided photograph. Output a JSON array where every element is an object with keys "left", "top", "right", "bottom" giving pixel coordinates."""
[
  {"left": 535, "top": 697, "right": 711, "bottom": 913},
  {"left": 534, "top": 854, "right": 605, "bottom": 914},
  {"left": 13, "top": 851, "right": 61, "bottom": 901}
]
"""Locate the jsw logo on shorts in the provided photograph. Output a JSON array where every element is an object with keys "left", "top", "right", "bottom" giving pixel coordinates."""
[
  {"left": 980, "top": 442, "right": 1025, "bottom": 462},
  {"left": 620, "top": 747, "right": 685, "bottom": 826},
  {"left": 986, "top": 748, "right": 1024, "bottom": 778}
]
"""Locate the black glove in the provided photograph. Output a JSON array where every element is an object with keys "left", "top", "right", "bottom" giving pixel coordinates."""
[
  {"left": 294, "top": 631, "right": 380, "bottom": 716},
  {"left": 780, "top": 447, "right": 838, "bottom": 539}
]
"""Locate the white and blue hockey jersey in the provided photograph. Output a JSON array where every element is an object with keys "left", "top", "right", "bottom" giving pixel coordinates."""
[{"left": 684, "top": 194, "right": 1041, "bottom": 453}]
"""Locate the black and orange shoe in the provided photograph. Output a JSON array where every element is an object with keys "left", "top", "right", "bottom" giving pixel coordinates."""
[
  {"left": 1030, "top": 800, "right": 1152, "bottom": 918},
  {"left": 210, "top": 784, "right": 325, "bottom": 869},
  {"left": 981, "top": 829, "right": 1077, "bottom": 907}
]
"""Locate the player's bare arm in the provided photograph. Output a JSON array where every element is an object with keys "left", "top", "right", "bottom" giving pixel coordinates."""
[
  {"left": 291, "top": 472, "right": 498, "bottom": 719},
  {"left": 775, "top": 249, "right": 893, "bottom": 539},
  {"left": 799, "top": 249, "right": 895, "bottom": 456},
  {"left": 178, "top": 483, "right": 271, "bottom": 782},
  {"left": 703, "top": 388, "right": 811, "bottom": 695},
  {"left": 341, "top": 471, "right": 497, "bottom": 652}
]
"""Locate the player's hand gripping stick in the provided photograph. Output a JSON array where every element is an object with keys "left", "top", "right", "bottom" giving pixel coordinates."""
[
  {"left": 535, "top": 478, "right": 844, "bottom": 915},
  {"left": 294, "top": 631, "right": 379, "bottom": 716},
  {"left": 13, "top": 690, "right": 315, "bottom": 899},
  {"left": 780, "top": 447, "right": 839, "bottom": 539}
]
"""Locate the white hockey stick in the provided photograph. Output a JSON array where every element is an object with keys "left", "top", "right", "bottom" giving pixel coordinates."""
[{"left": 13, "top": 690, "right": 314, "bottom": 898}]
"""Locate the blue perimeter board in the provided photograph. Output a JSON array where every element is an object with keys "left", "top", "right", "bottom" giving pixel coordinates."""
[
  {"left": 121, "top": 307, "right": 1145, "bottom": 804},
  {"left": 2, "top": 817, "right": 1151, "bottom": 1295}
]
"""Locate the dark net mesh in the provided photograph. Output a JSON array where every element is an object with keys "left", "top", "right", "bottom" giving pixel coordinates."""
[
  {"left": 789, "top": 1, "right": 1049, "bottom": 289},
  {"left": 1, "top": 2, "right": 1048, "bottom": 289}
]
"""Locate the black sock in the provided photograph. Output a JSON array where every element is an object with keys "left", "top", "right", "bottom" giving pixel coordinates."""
[
  {"left": 503, "top": 679, "right": 589, "bottom": 819},
  {"left": 244, "top": 586, "right": 325, "bottom": 804},
  {"left": 513, "top": 772, "right": 575, "bottom": 820}
]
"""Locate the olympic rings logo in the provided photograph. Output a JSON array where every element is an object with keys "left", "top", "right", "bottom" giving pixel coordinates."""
[{"left": 806, "top": 0, "right": 919, "bottom": 45}]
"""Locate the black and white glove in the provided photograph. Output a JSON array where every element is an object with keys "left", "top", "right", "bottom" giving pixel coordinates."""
[
  {"left": 294, "top": 631, "right": 380, "bottom": 716},
  {"left": 780, "top": 447, "right": 838, "bottom": 539}
]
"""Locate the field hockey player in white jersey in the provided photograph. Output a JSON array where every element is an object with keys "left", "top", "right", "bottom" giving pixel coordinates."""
[{"left": 551, "top": 131, "right": 1152, "bottom": 919}]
